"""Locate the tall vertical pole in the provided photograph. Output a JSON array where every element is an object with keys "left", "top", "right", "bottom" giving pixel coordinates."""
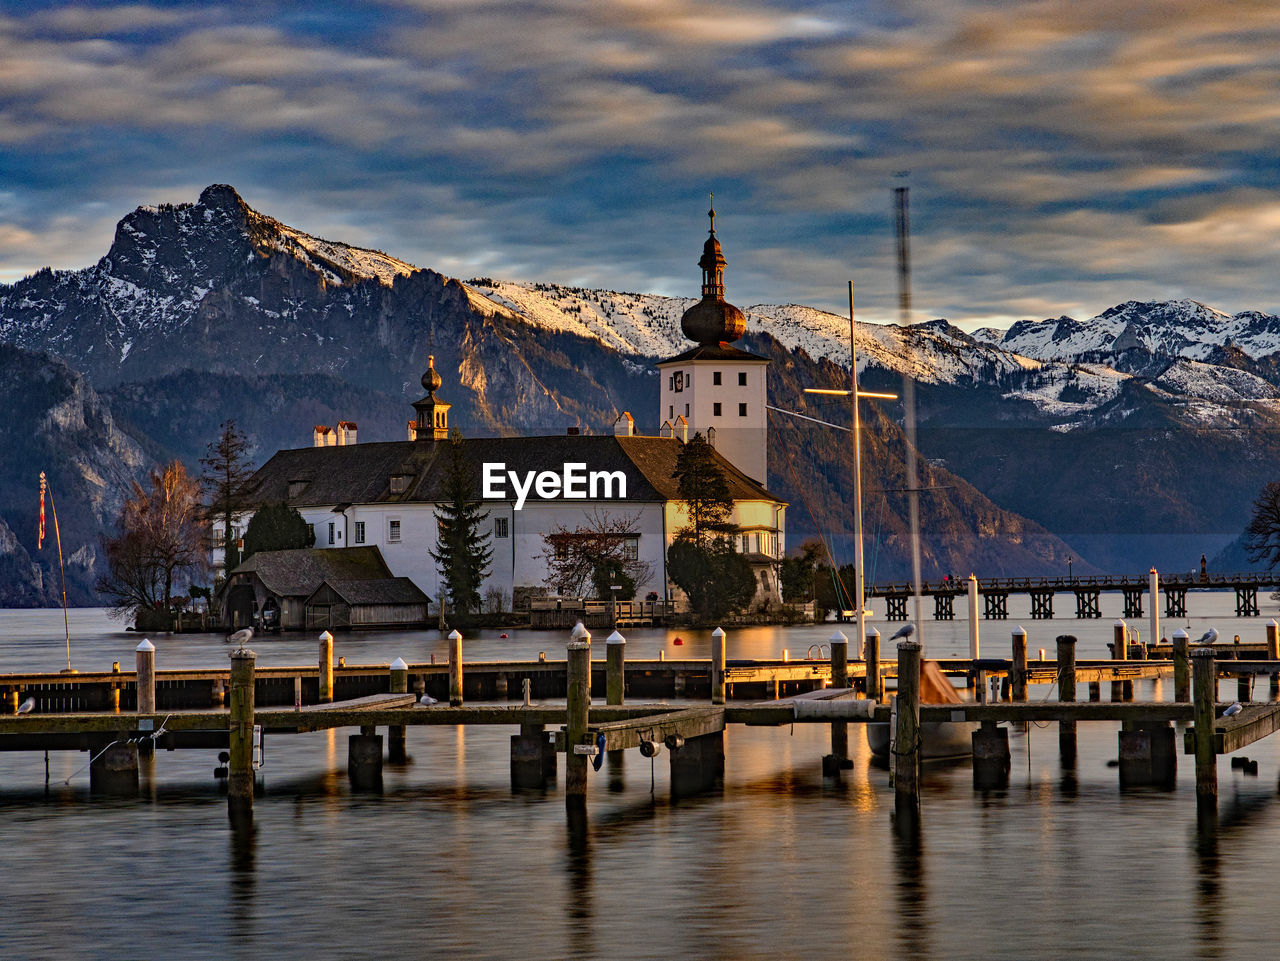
[
  {"left": 1149, "top": 568, "right": 1161, "bottom": 651},
  {"left": 1192, "top": 648, "right": 1217, "bottom": 806},
  {"left": 710, "top": 627, "right": 726, "bottom": 705},
  {"left": 968, "top": 574, "right": 980, "bottom": 661},
  {"left": 894, "top": 186, "right": 925, "bottom": 646},
  {"left": 1057, "top": 635, "right": 1077, "bottom": 764},
  {"left": 865, "top": 627, "right": 881, "bottom": 700},
  {"left": 849, "top": 282, "right": 868, "bottom": 660},
  {"left": 1011, "top": 627, "right": 1028, "bottom": 702},
  {"left": 449, "top": 629, "right": 463, "bottom": 707},
  {"left": 318, "top": 630, "right": 334, "bottom": 703}
]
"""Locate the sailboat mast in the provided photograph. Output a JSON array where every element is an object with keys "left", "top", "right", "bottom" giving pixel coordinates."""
[
  {"left": 849, "top": 282, "right": 867, "bottom": 658},
  {"left": 894, "top": 185, "right": 925, "bottom": 642}
]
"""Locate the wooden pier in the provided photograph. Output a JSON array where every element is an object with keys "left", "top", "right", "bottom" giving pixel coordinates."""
[{"left": 2, "top": 629, "right": 1278, "bottom": 821}]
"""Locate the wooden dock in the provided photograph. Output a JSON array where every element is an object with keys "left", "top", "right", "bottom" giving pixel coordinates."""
[{"left": 1, "top": 629, "right": 1277, "bottom": 821}]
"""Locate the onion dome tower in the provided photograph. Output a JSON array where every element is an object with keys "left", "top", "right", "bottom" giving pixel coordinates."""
[
  {"left": 656, "top": 197, "right": 770, "bottom": 485},
  {"left": 680, "top": 200, "right": 747, "bottom": 345},
  {"left": 410, "top": 354, "right": 451, "bottom": 441}
]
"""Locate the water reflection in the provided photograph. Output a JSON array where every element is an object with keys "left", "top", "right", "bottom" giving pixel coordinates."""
[
  {"left": 228, "top": 809, "right": 257, "bottom": 946},
  {"left": 892, "top": 805, "right": 928, "bottom": 961},
  {"left": 564, "top": 806, "right": 595, "bottom": 959}
]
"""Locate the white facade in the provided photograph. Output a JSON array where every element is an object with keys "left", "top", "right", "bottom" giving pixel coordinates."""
[{"left": 656, "top": 356, "right": 769, "bottom": 485}]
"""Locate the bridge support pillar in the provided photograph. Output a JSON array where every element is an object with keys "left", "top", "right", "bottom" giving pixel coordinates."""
[
  {"left": 670, "top": 731, "right": 724, "bottom": 798},
  {"left": 972, "top": 720, "right": 1010, "bottom": 790}
]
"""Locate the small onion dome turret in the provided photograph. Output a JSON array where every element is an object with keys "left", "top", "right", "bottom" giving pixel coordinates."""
[
  {"left": 422, "top": 354, "right": 443, "bottom": 396},
  {"left": 680, "top": 198, "right": 746, "bottom": 345}
]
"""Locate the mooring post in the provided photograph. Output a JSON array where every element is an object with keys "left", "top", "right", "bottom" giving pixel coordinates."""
[
  {"left": 318, "top": 630, "right": 334, "bottom": 704},
  {"left": 894, "top": 640, "right": 922, "bottom": 809},
  {"left": 1269, "top": 620, "right": 1280, "bottom": 697},
  {"left": 228, "top": 646, "right": 256, "bottom": 818},
  {"left": 1148, "top": 568, "right": 1160, "bottom": 659},
  {"left": 1010, "top": 626, "right": 1027, "bottom": 702},
  {"left": 135, "top": 638, "right": 155, "bottom": 714},
  {"left": 449, "top": 629, "right": 463, "bottom": 707},
  {"left": 388, "top": 657, "right": 408, "bottom": 763},
  {"left": 1192, "top": 647, "right": 1217, "bottom": 805},
  {"left": 606, "top": 630, "right": 626, "bottom": 706},
  {"left": 1113, "top": 619, "right": 1128, "bottom": 661},
  {"left": 711, "top": 626, "right": 726, "bottom": 705},
  {"left": 865, "top": 627, "right": 881, "bottom": 700},
  {"left": 566, "top": 624, "right": 592, "bottom": 809},
  {"left": 968, "top": 573, "right": 980, "bottom": 661},
  {"left": 1172, "top": 628, "right": 1190, "bottom": 701},
  {"left": 1057, "top": 634, "right": 1077, "bottom": 764},
  {"left": 824, "top": 630, "right": 850, "bottom": 776}
]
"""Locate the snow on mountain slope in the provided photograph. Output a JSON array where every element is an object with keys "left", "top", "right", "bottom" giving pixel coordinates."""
[
  {"left": 976, "top": 299, "right": 1280, "bottom": 363},
  {"left": 267, "top": 225, "right": 416, "bottom": 287}
]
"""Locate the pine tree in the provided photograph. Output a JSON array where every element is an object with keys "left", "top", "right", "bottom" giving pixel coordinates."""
[
  {"left": 200, "top": 419, "right": 253, "bottom": 572},
  {"left": 241, "top": 503, "right": 315, "bottom": 561},
  {"left": 672, "top": 432, "right": 735, "bottom": 547},
  {"left": 430, "top": 432, "right": 493, "bottom": 615}
]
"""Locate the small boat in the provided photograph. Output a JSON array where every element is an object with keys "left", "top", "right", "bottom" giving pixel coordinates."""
[{"left": 866, "top": 659, "right": 978, "bottom": 759}]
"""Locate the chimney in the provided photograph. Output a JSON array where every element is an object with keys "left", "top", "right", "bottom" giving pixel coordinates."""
[
  {"left": 337, "top": 420, "right": 358, "bottom": 445},
  {"left": 566, "top": 426, "right": 580, "bottom": 436},
  {"left": 613, "top": 411, "right": 635, "bottom": 437},
  {"left": 674, "top": 414, "right": 689, "bottom": 443},
  {"left": 313, "top": 425, "right": 332, "bottom": 447},
  {"left": 659, "top": 420, "right": 673, "bottom": 439}
]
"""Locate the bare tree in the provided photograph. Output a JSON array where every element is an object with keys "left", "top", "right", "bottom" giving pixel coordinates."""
[
  {"left": 1245, "top": 481, "right": 1280, "bottom": 569},
  {"left": 200, "top": 420, "right": 253, "bottom": 571},
  {"left": 98, "top": 462, "right": 209, "bottom": 621},
  {"left": 539, "top": 509, "right": 654, "bottom": 598}
]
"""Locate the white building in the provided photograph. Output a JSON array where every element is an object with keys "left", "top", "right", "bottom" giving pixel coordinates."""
[{"left": 231, "top": 211, "right": 787, "bottom": 610}]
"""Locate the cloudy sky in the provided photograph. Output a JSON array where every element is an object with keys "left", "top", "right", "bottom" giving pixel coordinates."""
[{"left": 2, "top": 0, "right": 1279, "bottom": 327}]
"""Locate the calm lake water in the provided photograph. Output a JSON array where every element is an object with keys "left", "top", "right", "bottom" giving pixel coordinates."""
[{"left": 2, "top": 598, "right": 1279, "bottom": 960}]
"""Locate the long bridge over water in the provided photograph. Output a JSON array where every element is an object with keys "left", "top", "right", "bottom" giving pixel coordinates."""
[{"left": 870, "top": 571, "right": 1280, "bottom": 620}]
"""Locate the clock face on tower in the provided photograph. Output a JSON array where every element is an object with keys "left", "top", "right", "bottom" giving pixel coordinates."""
[{"left": 674, "top": 371, "right": 684, "bottom": 391}]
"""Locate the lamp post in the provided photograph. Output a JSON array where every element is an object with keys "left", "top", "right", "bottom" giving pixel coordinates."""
[{"left": 1068, "top": 556, "right": 1073, "bottom": 584}]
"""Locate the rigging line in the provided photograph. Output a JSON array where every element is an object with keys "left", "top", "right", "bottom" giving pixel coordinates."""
[
  {"left": 770, "top": 410, "right": 855, "bottom": 609},
  {"left": 766, "top": 404, "right": 850, "bottom": 432}
]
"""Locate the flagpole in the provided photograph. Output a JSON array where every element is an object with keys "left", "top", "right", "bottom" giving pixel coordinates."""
[{"left": 39, "top": 472, "right": 74, "bottom": 674}]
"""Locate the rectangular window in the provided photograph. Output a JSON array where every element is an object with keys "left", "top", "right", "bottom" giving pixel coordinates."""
[
  {"left": 713, "top": 371, "right": 722, "bottom": 385},
  {"left": 624, "top": 535, "right": 639, "bottom": 561},
  {"left": 738, "top": 402, "right": 747, "bottom": 416},
  {"left": 354, "top": 521, "right": 366, "bottom": 544},
  {"left": 328, "top": 521, "right": 335, "bottom": 545},
  {"left": 684, "top": 403, "right": 689, "bottom": 417},
  {"left": 495, "top": 517, "right": 509, "bottom": 538},
  {"left": 738, "top": 372, "right": 747, "bottom": 386},
  {"left": 387, "top": 518, "right": 401, "bottom": 543},
  {"left": 713, "top": 402, "right": 722, "bottom": 416},
  {"left": 668, "top": 405, "right": 674, "bottom": 420}
]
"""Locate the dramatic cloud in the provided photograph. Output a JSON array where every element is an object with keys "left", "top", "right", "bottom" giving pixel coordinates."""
[{"left": 3, "top": 0, "right": 1280, "bottom": 324}]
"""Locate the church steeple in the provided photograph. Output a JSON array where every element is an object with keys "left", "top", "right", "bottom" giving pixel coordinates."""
[
  {"left": 410, "top": 354, "right": 451, "bottom": 441},
  {"left": 681, "top": 195, "right": 746, "bottom": 345}
]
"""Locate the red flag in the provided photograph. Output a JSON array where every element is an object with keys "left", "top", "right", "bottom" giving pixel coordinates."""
[{"left": 38, "top": 472, "right": 46, "bottom": 549}]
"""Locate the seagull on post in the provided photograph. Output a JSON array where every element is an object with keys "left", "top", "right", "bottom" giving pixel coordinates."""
[
  {"left": 890, "top": 623, "right": 915, "bottom": 642},
  {"left": 1223, "top": 702, "right": 1243, "bottom": 717},
  {"left": 227, "top": 627, "right": 253, "bottom": 650},
  {"left": 1197, "top": 628, "right": 1218, "bottom": 645},
  {"left": 16, "top": 696, "right": 34, "bottom": 714}
]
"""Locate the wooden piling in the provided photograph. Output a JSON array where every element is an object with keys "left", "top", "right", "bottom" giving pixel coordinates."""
[
  {"left": 865, "top": 627, "right": 881, "bottom": 700},
  {"left": 894, "top": 640, "right": 922, "bottom": 809},
  {"left": 710, "top": 627, "right": 725, "bottom": 705},
  {"left": 825, "top": 631, "right": 849, "bottom": 774},
  {"left": 1192, "top": 647, "right": 1217, "bottom": 803},
  {"left": 968, "top": 574, "right": 981, "bottom": 661},
  {"left": 1238, "top": 672, "right": 1251, "bottom": 704},
  {"left": 1113, "top": 619, "right": 1128, "bottom": 661},
  {"left": 448, "top": 629, "right": 463, "bottom": 707},
  {"left": 1011, "top": 627, "right": 1027, "bottom": 702},
  {"left": 1148, "top": 568, "right": 1160, "bottom": 658},
  {"left": 388, "top": 657, "right": 408, "bottom": 763},
  {"left": 1172, "top": 629, "right": 1189, "bottom": 702},
  {"left": 318, "top": 630, "right": 334, "bottom": 704},
  {"left": 135, "top": 638, "right": 155, "bottom": 714},
  {"left": 606, "top": 630, "right": 626, "bottom": 706},
  {"left": 1057, "top": 635, "right": 1077, "bottom": 764},
  {"left": 972, "top": 720, "right": 1010, "bottom": 789},
  {"left": 1269, "top": 620, "right": 1280, "bottom": 698},
  {"left": 228, "top": 647, "right": 256, "bottom": 817},
  {"left": 566, "top": 625, "right": 591, "bottom": 808}
]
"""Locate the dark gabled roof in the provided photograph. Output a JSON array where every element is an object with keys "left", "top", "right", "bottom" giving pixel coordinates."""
[
  {"left": 309, "top": 577, "right": 430, "bottom": 606},
  {"left": 231, "top": 546, "right": 393, "bottom": 598},
  {"left": 237, "top": 433, "right": 783, "bottom": 511},
  {"left": 657, "top": 343, "right": 769, "bottom": 364}
]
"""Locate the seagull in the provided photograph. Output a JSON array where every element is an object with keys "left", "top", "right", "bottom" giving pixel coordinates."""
[
  {"left": 890, "top": 623, "right": 915, "bottom": 641},
  {"left": 1197, "top": 628, "right": 1218, "bottom": 645},
  {"left": 415, "top": 693, "right": 438, "bottom": 707},
  {"left": 1223, "top": 702, "right": 1243, "bottom": 717},
  {"left": 16, "top": 696, "right": 34, "bottom": 714},
  {"left": 227, "top": 627, "right": 253, "bottom": 649}
]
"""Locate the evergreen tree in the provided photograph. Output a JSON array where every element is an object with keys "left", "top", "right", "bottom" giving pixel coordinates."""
[
  {"left": 430, "top": 432, "right": 492, "bottom": 615},
  {"left": 200, "top": 419, "right": 253, "bottom": 571},
  {"left": 672, "top": 432, "right": 735, "bottom": 548},
  {"left": 241, "top": 503, "right": 314, "bottom": 562},
  {"left": 667, "top": 538, "right": 756, "bottom": 620}
]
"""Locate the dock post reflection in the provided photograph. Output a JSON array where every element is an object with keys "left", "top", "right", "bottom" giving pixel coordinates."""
[{"left": 891, "top": 803, "right": 929, "bottom": 961}]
